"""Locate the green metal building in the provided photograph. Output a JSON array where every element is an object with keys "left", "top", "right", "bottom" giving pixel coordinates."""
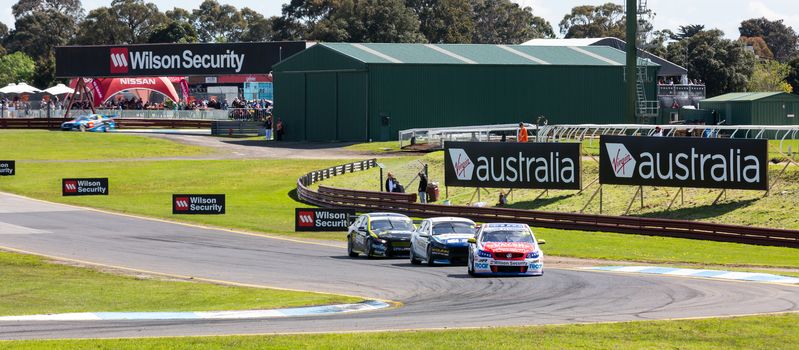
[
  {"left": 698, "top": 92, "right": 799, "bottom": 125},
  {"left": 273, "top": 43, "right": 659, "bottom": 141}
]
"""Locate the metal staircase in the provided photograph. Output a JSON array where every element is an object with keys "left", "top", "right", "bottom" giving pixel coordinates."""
[{"left": 635, "top": 65, "right": 659, "bottom": 122}]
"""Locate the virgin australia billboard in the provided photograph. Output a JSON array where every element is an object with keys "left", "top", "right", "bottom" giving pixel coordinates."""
[
  {"left": 599, "top": 135, "right": 768, "bottom": 190},
  {"left": 444, "top": 141, "right": 581, "bottom": 190}
]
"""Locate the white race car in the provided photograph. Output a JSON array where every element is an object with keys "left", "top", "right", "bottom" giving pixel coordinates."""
[{"left": 467, "top": 223, "right": 545, "bottom": 276}]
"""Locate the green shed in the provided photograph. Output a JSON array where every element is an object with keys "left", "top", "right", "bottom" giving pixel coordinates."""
[
  {"left": 698, "top": 92, "right": 799, "bottom": 125},
  {"left": 273, "top": 43, "right": 659, "bottom": 142}
]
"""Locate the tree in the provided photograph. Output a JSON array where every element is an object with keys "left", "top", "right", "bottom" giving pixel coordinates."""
[
  {"left": 75, "top": 0, "right": 167, "bottom": 45},
  {"left": 472, "top": 0, "right": 553, "bottom": 44},
  {"left": 559, "top": 3, "right": 626, "bottom": 39},
  {"left": 12, "top": 0, "right": 84, "bottom": 23},
  {"left": 166, "top": 7, "right": 191, "bottom": 22},
  {"left": 747, "top": 60, "right": 792, "bottom": 93},
  {"left": 738, "top": 36, "right": 774, "bottom": 60},
  {"left": 739, "top": 17, "right": 798, "bottom": 62},
  {"left": 276, "top": 0, "right": 425, "bottom": 43},
  {"left": 0, "top": 21, "right": 8, "bottom": 56},
  {"left": 5, "top": 1, "right": 81, "bottom": 88},
  {"left": 407, "top": 0, "right": 473, "bottom": 43},
  {"left": 75, "top": 7, "right": 127, "bottom": 44},
  {"left": 239, "top": 7, "right": 276, "bottom": 42},
  {"left": 671, "top": 24, "right": 704, "bottom": 40},
  {"left": 191, "top": 0, "right": 246, "bottom": 42},
  {"left": 666, "top": 29, "right": 755, "bottom": 96},
  {"left": 148, "top": 20, "right": 198, "bottom": 43},
  {"left": 352, "top": 0, "right": 426, "bottom": 43},
  {"left": 785, "top": 57, "right": 799, "bottom": 95},
  {"left": 0, "top": 51, "right": 36, "bottom": 86}
]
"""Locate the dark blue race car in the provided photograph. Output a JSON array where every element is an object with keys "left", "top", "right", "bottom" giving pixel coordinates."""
[{"left": 61, "top": 114, "right": 116, "bottom": 132}]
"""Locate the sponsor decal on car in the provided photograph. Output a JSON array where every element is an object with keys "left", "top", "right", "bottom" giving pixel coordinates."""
[
  {"left": 172, "top": 194, "right": 225, "bottom": 214},
  {"left": 295, "top": 208, "right": 356, "bottom": 232},
  {"left": 0, "top": 161, "right": 14, "bottom": 176},
  {"left": 475, "top": 263, "right": 489, "bottom": 269},
  {"left": 529, "top": 263, "right": 543, "bottom": 270},
  {"left": 62, "top": 178, "right": 108, "bottom": 196}
]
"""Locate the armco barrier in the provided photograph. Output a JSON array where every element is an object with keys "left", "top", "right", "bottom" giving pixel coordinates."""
[
  {"left": 0, "top": 118, "right": 211, "bottom": 129},
  {"left": 297, "top": 160, "right": 799, "bottom": 248}
]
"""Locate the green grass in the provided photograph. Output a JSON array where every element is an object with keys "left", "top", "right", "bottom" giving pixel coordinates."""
[
  {"left": 2, "top": 131, "right": 797, "bottom": 268},
  {"left": 345, "top": 141, "right": 402, "bottom": 153},
  {"left": 0, "top": 250, "right": 359, "bottom": 316},
  {"left": 321, "top": 152, "right": 799, "bottom": 230},
  {"left": 535, "top": 227, "right": 799, "bottom": 268},
  {"left": 0, "top": 130, "right": 210, "bottom": 160},
  {"left": 4, "top": 313, "right": 797, "bottom": 349},
  {"left": 0, "top": 159, "right": 351, "bottom": 240}
]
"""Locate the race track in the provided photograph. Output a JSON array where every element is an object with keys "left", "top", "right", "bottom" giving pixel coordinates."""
[{"left": 0, "top": 193, "right": 797, "bottom": 340}]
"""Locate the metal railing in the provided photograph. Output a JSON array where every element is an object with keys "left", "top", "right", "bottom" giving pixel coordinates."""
[
  {"left": 1, "top": 108, "right": 233, "bottom": 120},
  {"left": 398, "top": 123, "right": 538, "bottom": 149},
  {"left": 297, "top": 160, "right": 799, "bottom": 248},
  {"left": 658, "top": 84, "right": 706, "bottom": 97}
]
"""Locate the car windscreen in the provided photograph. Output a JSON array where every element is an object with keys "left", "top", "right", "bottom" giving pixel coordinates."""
[
  {"left": 480, "top": 230, "right": 533, "bottom": 243},
  {"left": 432, "top": 222, "right": 475, "bottom": 235},
  {"left": 370, "top": 218, "right": 414, "bottom": 233}
]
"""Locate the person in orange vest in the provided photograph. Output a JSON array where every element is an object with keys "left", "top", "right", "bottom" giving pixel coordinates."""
[{"left": 517, "top": 122, "right": 528, "bottom": 142}]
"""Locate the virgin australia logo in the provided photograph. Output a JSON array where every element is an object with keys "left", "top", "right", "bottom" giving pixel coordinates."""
[
  {"left": 605, "top": 143, "right": 636, "bottom": 178},
  {"left": 448, "top": 148, "right": 474, "bottom": 181}
]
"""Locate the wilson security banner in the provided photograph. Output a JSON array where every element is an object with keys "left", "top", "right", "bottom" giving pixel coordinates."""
[
  {"left": 56, "top": 42, "right": 306, "bottom": 77},
  {"left": 599, "top": 135, "right": 768, "bottom": 190},
  {"left": 443, "top": 141, "right": 581, "bottom": 190}
]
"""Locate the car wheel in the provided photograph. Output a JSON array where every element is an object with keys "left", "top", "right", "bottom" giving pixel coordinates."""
[
  {"left": 79, "top": 124, "right": 86, "bottom": 132},
  {"left": 426, "top": 246, "right": 436, "bottom": 266},
  {"left": 347, "top": 235, "right": 358, "bottom": 258},
  {"left": 103, "top": 125, "right": 109, "bottom": 132},
  {"left": 468, "top": 252, "right": 476, "bottom": 277},
  {"left": 410, "top": 245, "right": 421, "bottom": 265}
]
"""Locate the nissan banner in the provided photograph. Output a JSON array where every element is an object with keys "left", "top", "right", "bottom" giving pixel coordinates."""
[
  {"left": 56, "top": 42, "right": 306, "bottom": 77},
  {"left": 599, "top": 135, "right": 768, "bottom": 190},
  {"left": 444, "top": 141, "right": 582, "bottom": 190}
]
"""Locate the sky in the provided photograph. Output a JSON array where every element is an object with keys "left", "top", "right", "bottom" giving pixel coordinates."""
[{"left": 2, "top": 0, "right": 799, "bottom": 41}]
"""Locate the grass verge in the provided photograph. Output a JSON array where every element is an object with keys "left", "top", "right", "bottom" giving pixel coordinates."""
[
  {"left": 0, "top": 159, "right": 350, "bottom": 240},
  {"left": 3, "top": 313, "right": 797, "bottom": 349},
  {"left": 0, "top": 250, "right": 359, "bottom": 316},
  {"left": 321, "top": 152, "right": 799, "bottom": 230},
  {"left": 0, "top": 130, "right": 210, "bottom": 160}
]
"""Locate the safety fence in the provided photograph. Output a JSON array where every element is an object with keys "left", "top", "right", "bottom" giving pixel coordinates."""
[
  {"left": 1, "top": 108, "right": 271, "bottom": 120},
  {"left": 0, "top": 118, "right": 211, "bottom": 129},
  {"left": 297, "top": 159, "right": 799, "bottom": 248}
]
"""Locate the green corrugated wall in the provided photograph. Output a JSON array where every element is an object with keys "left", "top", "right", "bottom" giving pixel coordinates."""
[
  {"left": 366, "top": 64, "right": 648, "bottom": 141},
  {"left": 274, "top": 47, "right": 661, "bottom": 142}
]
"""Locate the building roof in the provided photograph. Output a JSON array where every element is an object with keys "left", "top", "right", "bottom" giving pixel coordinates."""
[
  {"left": 312, "top": 43, "right": 658, "bottom": 67},
  {"left": 701, "top": 92, "right": 799, "bottom": 102},
  {"left": 523, "top": 37, "right": 686, "bottom": 77}
]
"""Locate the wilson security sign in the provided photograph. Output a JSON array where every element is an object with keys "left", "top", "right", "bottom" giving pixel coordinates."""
[
  {"left": 599, "top": 135, "right": 768, "bottom": 190},
  {"left": 444, "top": 141, "right": 581, "bottom": 190}
]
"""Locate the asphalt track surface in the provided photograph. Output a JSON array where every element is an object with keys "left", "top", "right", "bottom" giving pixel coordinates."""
[{"left": 0, "top": 193, "right": 798, "bottom": 340}]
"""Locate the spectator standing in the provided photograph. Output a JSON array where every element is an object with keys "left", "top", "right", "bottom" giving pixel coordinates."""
[
  {"left": 264, "top": 116, "right": 273, "bottom": 140},
  {"left": 385, "top": 172, "right": 397, "bottom": 192},
  {"left": 417, "top": 171, "right": 428, "bottom": 203},
  {"left": 517, "top": 122, "right": 528, "bottom": 142},
  {"left": 275, "top": 118, "right": 285, "bottom": 141}
]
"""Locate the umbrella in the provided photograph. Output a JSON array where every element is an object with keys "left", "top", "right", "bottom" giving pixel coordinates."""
[
  {"left": 0, "top": 82, "right": 40, "bottom": 94},
  {"left": 14, "top": 82, "right": 42, "bottom": 94},
  {"left": 0, "top": 83, "right": 18, "bottom": 94},
  {"left": 43, "top": 83, "right": 75, "bottom": 95}
]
